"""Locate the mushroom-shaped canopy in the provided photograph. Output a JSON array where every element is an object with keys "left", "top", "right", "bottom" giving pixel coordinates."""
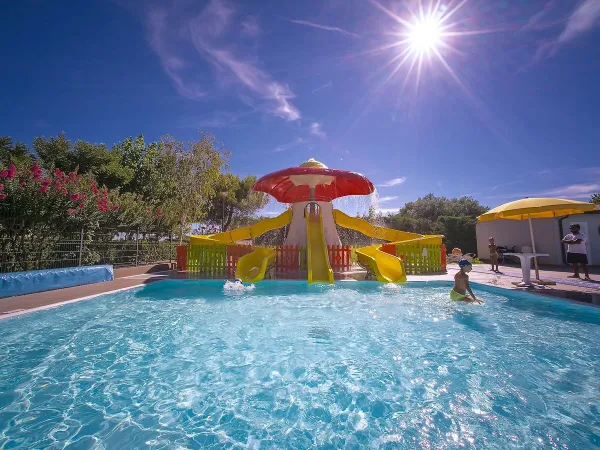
[{"left": 253, "top": 158, "right": 375, "bottom": 203}]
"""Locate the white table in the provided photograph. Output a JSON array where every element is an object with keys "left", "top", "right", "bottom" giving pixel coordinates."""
[{"left": 504, "top": 253, "right": 549, "bottom": 287}]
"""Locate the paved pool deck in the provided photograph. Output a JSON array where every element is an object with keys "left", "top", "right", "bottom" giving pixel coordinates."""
[{"left": 1, "top": 264, "right": 599, "bottom": 318}]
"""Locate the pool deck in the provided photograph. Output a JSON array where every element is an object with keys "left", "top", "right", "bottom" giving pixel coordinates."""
[{"left": 1, "top": 264, "right": 599, "bottom": 318}]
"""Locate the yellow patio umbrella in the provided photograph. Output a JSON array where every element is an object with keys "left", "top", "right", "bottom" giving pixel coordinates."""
[{"left": 477, "top": 198, "right": 595, "bottom": 280}]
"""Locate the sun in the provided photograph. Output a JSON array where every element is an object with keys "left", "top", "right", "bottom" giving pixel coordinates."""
[
  {"left": 408, "top": 16, "right": 443, "bottom": 54},
  {"left": 365, "top": 0, "right": 487, "bottom": 90}
]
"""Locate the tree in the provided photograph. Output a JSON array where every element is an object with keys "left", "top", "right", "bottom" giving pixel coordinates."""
[
  {"left": 0, "top": 136, "right": 32, "bottom": 167},
  {"left": 159, "top": 133, "right": 229, "bottom": 244},
  {"left": 437, "top": 216, "right": 478, "bottom": 252},
  {"left": 591, "top": 194, "right": 600, "bottom": 204},
  {"left": 395, "top": 194, "right": 487, "bottom": 220},
  {"left": 205, "top": 174, "right": 269, "bottom": 231},
  {"left": 33, "top": 133, "right": 133, "bottom": 190},
  {"left": 384, "top": 194, "right": 489, "bottom": 253},
  {"left": 115, "top": 134, "right": 171, "bottom": 199}
]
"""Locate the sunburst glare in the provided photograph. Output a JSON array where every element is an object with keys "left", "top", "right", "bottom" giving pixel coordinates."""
[
  {"left": 407, "top": 14, "right": 443, "bottom": 54},
  {"left": 368, "top": 0, "right": 480, "bottom": 90}
]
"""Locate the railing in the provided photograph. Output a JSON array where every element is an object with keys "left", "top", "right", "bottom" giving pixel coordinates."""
[
  {"left": 395, "top": 242, "right": 443, "bottom": 274},
  {"left": 181, "top": 242, "right": 446, "bottom": 278},
  {"left": 441, "top": 244, "right": 447, "bottom": 272},
  {"left": 187, "top": 245, "right": 227, "bottom": 278},
  {"left": 0, "top": 229, "right": 175, "bottom": 273},
  {"left": 176, "top": 245, "right": 188, "bottom": 270},
  {"left": 276, "top": 245, "right": 305, "bottom": 273},
  {"left": 226, "top": 245, "right": 254, "bottom": 278},
  {"left": 328, "top": 245, "right": 352, "bottom": 272}
]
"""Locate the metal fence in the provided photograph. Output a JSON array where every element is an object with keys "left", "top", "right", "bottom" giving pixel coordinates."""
[{"left": 0, "top": 229, "right": 177, "bottom": 274}]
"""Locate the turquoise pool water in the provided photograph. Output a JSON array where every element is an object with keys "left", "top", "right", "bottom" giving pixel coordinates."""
[{"left": 1, "top": 280, "right": 600, "bottom": 449}]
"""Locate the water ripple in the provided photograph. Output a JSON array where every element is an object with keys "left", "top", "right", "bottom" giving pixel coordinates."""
[{"left": 0, "top": 280, "right": 599, "bottom": 448}]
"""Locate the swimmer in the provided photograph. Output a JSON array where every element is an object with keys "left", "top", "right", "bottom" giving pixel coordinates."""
[
  {"left": 451, "top": 259, "right": 483, "bottom": 304},
  {"left": 234, "top": 278, "right": 242, "bottom": 283}
]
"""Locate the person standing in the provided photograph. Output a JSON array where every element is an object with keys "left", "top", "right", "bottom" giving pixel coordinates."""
[
  {"left": 488, "top": 237, "right": 499, "bottom": 272},
  {"left": 562, "top": 224, "right": 591, "bottom": 281}
]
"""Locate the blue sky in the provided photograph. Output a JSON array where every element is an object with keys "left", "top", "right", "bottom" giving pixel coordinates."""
[{"left": 1, "top": 0, "right": 599, "bottom": 216}]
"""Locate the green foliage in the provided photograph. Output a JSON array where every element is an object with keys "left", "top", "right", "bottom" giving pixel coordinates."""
[
  {"left": 591, "top": 193, "right": 600, "bottom": 204},
  {"left": 7, "top": 132, "right": 237, "bottom": 240},
  {"left": 116, "top": 134, "right": 166, "bottom": 199},
  {"left": 0, "top": 136, "right": 32, "bottom": 167},
  {"left": 205, "top": 173, "right": 269, "bottom": 230},
  {"left": 33, "top": 133, "right": 133, "bottom": 189},
  {"left": 396, "top": 194, "right": 488, "bottom": 220},
  {"left": 158, "top": 134, "right": 229, "bottom": 243},
  {"left": 384, "top": 194, "right": 488, "bottom": 253},
  {"left": 436, "top": 216, "right": 477, "bottom": 252},
  {"left": 0, "top": 164, "right": 117, "bottom": 233}
]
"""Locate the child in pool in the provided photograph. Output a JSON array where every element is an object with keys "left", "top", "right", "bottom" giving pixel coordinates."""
[
  {"left": 488, "top": 237, "right": 499, "bottom": 272},
  {"left": 451, "top": 260, "right": 483, "bottom": 304}
]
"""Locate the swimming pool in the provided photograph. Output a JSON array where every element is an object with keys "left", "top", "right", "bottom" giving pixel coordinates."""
[{"left": 1, "top": 280, "right": 599, "bottom": 448}]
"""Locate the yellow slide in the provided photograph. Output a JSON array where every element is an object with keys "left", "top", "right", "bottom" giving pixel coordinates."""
[
  {"left": 332, "top": 209, "right": 424, "bottom": 242},
  {"left": 189, "top": 209, "right": 292, "bottom": 245},
  {"left": 306, "top": 211, "right": 334, "bottom": 284},
  {"left": 355, "top": 245, "right": 406, "bottom": 283},
  {"left": 189, "top": 210, "right": 292, "bottom": 283},
  {"left": 235, "top": 247, "right": 277, "bottom": 283},
  {"left": 333, "top": 209, "right": 442, "bottom": 283}
]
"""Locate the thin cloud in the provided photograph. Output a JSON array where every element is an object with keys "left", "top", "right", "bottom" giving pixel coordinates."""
[
  {"left": 378, "top": 196, "right": 398, "bottom": 203},
  {"left": 484, "top": 183, "right": 600, "bottom": 201},
  {"left": 558, "top": 0, "right": 600, "bottom": 43},
  {"left": 491, "top": 180, "right": 522, "bottom": 191},
  {"left": 528, "top": 0, "right": 600, "bottom": 62},
  {"left": 523, "top": 0, "right": 562, "bottom": 31},
  {"left": 198, "top": 48, "right": 301, "bottom": 120},
  {"left": 379, "top": 177, "right": 406, "bottom": 187},
  {"left": 376, "top": 207, "right": 401, "bottom": 214},
  {"left": 187, "top": 1, "right": 300, "bottom": 121},
  {"left": 178, "top": 110, "right": 251, "bottom": 128},
  {"left": 579, "top": 166, "right": 600, "bottom": 175},
  {"left": 312, "top": 81, "right": 332, "bottom": 94},
  {"left": 287, "top": 19, "right": 360, "bottom": 37},
  {"left": 241, "top": 15, "right": 261, "bottom": 38},
  {"left": 147, "top": 9, "right": 206, "bottom": 100},
  {"left": 544, "top": 183, "right": 600, "bottom": 198},
  {"left": 141, "top": 0, "right": 301, "bottom": 121},
  {"left": 309, "top": 122, "right": 326, "bottom": 138},
  {"left": 273, "top": 137, "right": 305, "bottom": 153}
]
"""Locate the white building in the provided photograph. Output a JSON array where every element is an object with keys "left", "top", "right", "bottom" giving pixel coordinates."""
[{"left": 476, "top": 210, "right": 600, "bottom": 266}]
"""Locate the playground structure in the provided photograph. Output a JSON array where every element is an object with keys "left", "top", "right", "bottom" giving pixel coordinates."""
[{"left": 179, "top": 159, "right": 445, "bottom": 283}]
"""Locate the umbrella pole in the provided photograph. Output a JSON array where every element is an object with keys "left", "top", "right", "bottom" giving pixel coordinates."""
[{"left": 528, "top": 214, "right": 540, "bottom": 281}]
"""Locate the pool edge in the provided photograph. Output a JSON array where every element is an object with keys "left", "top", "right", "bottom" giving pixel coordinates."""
[{"left": 0, "top": 284, "right": 147, "bottom": 321}]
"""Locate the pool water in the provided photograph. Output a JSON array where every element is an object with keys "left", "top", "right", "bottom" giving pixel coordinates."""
[{"left": 1, "top": 281, "right": 600, "bottom": 449}]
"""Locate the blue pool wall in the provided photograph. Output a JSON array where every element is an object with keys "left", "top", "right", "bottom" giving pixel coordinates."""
[{"left": 0, "top": 265, "right": 114, "bottom": 298}]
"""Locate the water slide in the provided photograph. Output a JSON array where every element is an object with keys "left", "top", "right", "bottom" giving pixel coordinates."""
[
  {"left": 332, "top": 209, "right": 442, "bottom": 283},
  {"left": 332, "top": 209, "right": 424, "bottom": 242},
  {"left": 189, "top": 210, "right": 292, "bottom": 283},
  {"left": 189, "top": 209, "right": 292, "bottom": 246},
  {"left": 235, "top": 247, "right": 278, "bottom": 283},
  {"left": 354, "top": 245, "right": 407, "bottom": 283},
  {"left": 306, "top": 211, "right": 334, "bottom": 284}
]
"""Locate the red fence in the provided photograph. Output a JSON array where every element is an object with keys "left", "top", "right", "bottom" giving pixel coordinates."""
[
  {"left": 176, "top": 246, "right": 188, "bottom": 270},
  {"left": 226, "top": 245, "right": 254, "bottom": 277},
  {"left": 275, "top": 245, "right": 303, "bottom": 273},
  {"left": 328, "top": 245, "right": 352, "bottom": 271},
  {"left": 178, "top": 242, "right": 445, "bottom": 276},
  {"left": 380, "top": 244, "right": 396, "bottom": 256}
]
